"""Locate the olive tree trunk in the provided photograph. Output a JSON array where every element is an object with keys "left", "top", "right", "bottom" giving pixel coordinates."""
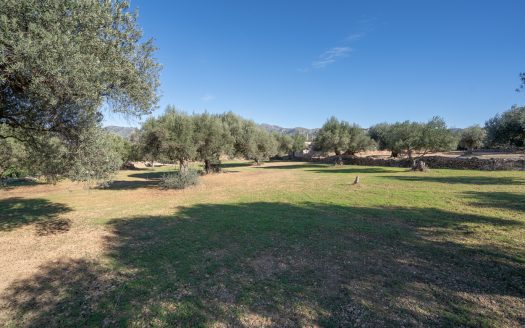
[
  {"left": 334, "top": 149, "right": 343, "bottom": 165},
  {"left": 407, "top": 149, "right": 416, "bottom": 168},
  {"left": 179, "top": 160, "right": 188, "bottom": 173},
  {"left": 204, "top": 159, "right": 211, "bottom": 174}
]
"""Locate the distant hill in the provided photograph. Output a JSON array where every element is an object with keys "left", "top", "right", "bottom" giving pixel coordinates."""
[
  {"left": 259, "top": 123, "right": 318, "bottom": 140},
  {"left": 104, "top": 126, "right": 138, "bottom": 139},
  {"left": 104, "top": 124, "right": 319, "bottom": 141}
]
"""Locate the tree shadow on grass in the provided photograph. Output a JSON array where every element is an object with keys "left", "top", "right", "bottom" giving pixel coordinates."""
[
  {"left": 462, "top": 191, "right": 525, "bottom": 212},
  {"left": 128, "top": 171, "right": 170, "bottom": 180},
  {"left": 107, "top": 167, "right": 244, "bottom": 190},
  {"left": 219, "top": 162, "right": 254, "bottom": 169},
  {"left": 2, "top": 203, "right": 524, "bottom": 327},
  {"left": 102, "top": 180, "right": 160, "bottom": 190},
  {"left": 256, "top": 163, "right": 401, "bottom": 174},
  {"left": 0, "top": 198, "right": 71, "bottom": 234},
  {"left": 382, "top": 175, "right": 525, "bottom": 185},
  {"left": 307, "top": 166, "right": 401, "bottom": 174},
  {"left": 256, "top": 163, "right": 331, "bottom": 170},
  {"left": 1, "top": 179, "right": 41, "bottom": 189},
  {"left": 103, "top": 171, "right": 172, "bottom": 190}
]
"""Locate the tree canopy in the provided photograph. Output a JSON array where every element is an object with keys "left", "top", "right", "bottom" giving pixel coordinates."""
[
  {"left": 368, "top": 123, "right": 391, "bottom": 151},
  {"left": 459, "top": 125, "right": 486, "bottom": 152},
  {"left": 135, "top": 109, "right": 282, "bottom": 171},
  {"left": 0, "top": 0, "right": 160, "bottom": 182},
  {"left": 156, "top": 108, "right": 197, "bottom": 171},
  {"left": 368, "top": 117, "right": 455, "bottom": 163},
  {"left": 194, "top": 112, "right": 233, "bottom": 173},
  {"left": 1, "top": 123, "right": 124, "bottom": 184},
  {"left": 485, "top": 106, "right": 525, "bottom": 148},
  {"left": 0, "top": 0, "right": 160, "bottom": 141},
  {"left": 314, "top": 117, "right": 373, "bottom": 163}
]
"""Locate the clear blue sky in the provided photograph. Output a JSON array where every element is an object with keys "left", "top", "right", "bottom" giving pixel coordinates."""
[{"left": 104, "top": 0, "right": 524, "bottom": 129}]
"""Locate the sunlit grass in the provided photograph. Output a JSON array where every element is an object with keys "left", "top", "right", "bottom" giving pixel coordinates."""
[{"left": 0, "top": 161, "right": 524, "bottom": 327}]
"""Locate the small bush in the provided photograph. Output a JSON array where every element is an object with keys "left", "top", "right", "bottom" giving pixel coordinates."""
[
  {"left": 160, "top": 169, "right": 200, "bottom": 189},
  {"left": 2, "top": 166, "right": 29, "bottom": 179},
  {"left": 95, "top": 180, "right": 113, "bottom": 189}
]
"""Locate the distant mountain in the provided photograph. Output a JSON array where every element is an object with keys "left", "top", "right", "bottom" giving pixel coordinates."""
[
  {"left": 259, "top": 123, "right": 318, "bottom": 140},
  {"left": 104, "top": 126, "right": 138, "bottom": 139},
  {"left": 104, "top": 123, "right": 319, "bottom": 141}
]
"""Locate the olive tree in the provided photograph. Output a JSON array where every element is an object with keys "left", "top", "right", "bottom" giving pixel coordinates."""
[
  {"left": 382, "top": 121, "right": 422, "bottom": 162},
  {"left": 0, "top": 137, "right": 14, "bottom": 181},
  {"left": 290, "top": 133, "right": 307, "bottom": 158},
  {"left": 382, "top": 117, "right": 454, "bottom": 167},
  {"left": 221, "top": 112, "right": 246, "bottom": 158},
  {"left": 1, "top": 0, "right": 160, "bottom": 178},
  {"left": 66, "top": 128, "right": 124, "bottom": 184},
  {"left": 485, "top": 106, "right": 525, "bottom": 148},
  {"left": 106, "top": 133, "right": 135, "bottom": 165},
  {"left": 246, "top": 129, "right": 276, "bottom": 165},
  {"left": 194, "top": 113, "right": 233, "bottom": 173},
  {"left": 157, "top": 108, "right": 198, "bottom": 172},
  {"left": 20, "top": 126, "right": 123, "bottom": 184},
  {"left": 220, "top": 113, "right": 277, "bottom": 165},
  {"left": 274, "top": 133, "right": 294, "bottom": 158},
  {"left": 0, "top": 125, "right": 27, "bottom": 182},
  {"left": 345, "top": 125, "right": 376, "bottom": 155},
  {"left": 139, "top": 118, "right": 164, "bottom": 166},
  {"left": 418, "top": 117, "right": 456, "bottom": 156},
  {"left": 314, "top": 117, "right": 373, "bottom": 164},
  {"left": 368, "top": 123, "right": 392, "bottom": 153},
  {"left": 459, "top": 125, "right": 486, "bottom": 153},
  {"left": 237, "top": 121, "right": 275, "bottom": 165}
]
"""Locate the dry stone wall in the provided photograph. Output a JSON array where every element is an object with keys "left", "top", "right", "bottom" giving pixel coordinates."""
[{"left": 316, "top": 155, "right": 525, "bottom": 171}]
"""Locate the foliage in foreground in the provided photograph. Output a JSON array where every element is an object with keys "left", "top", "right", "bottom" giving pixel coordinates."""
[
  {"left": 0, "top": 0, "right": 160, "bottom": 181},
  {"left": 0, "top": 124, "right": 125, "bottom": 184},
  {"left": 0, "top": 0, "right": 160, "bottom": 137}
]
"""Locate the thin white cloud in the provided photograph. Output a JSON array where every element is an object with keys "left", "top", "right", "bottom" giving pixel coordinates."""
[
  {"left": 345, "top": 33, "right": 364, "bottom": 42},
  {"left": 201, "top": 94, "right": 216, "bottom": 102},
  {"left": 312, "top": 46, "right": 352, "bottom": 69},
  {"left": 300, "top": 30, "right": 367, "bottom": 72}
]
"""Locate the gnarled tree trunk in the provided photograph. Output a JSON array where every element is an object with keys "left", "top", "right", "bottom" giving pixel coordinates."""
[
  {"left": 204, "top": 159, "right": 211, "bottom": 174},
  {"left": 412, "top": 160, "right": 429, "bottom": 172},
  {"left": 179, "top": 160, "right": 188, "bottom": 173},
  {"left": 407, "top": 149, "right": 416, "bottom": 168},
  {"left": 204, "top": 159, "right": 221, "bottom": 174},
  {"left": 334, "top": 149, "right": 343, "bottom": 165}
]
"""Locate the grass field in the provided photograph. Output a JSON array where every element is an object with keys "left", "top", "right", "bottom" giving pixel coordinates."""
[{"left": 0, "top": 161, "right": 524, "bottom": 327}]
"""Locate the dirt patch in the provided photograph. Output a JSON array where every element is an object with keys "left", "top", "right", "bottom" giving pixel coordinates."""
[
  {"left": 249, "top": 254, "right": 289, "bottom": 279},
  {"left": 239, "top": 312, "right": 273, "bottom": 327},
  {"left": 0, "top": 220, "right": 109, "bottom": 296}
]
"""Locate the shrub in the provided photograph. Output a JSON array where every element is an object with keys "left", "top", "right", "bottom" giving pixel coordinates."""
[{"left": 160, "top": 169, "right": 200, "bottom": 189}]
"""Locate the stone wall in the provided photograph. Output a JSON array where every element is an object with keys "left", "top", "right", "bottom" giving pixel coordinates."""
[{"left": 316, "top": 155, "right": 525, "bottom": 171}]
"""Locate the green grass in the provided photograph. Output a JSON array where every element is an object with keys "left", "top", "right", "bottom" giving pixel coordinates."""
[{"left": 0, "top": 162, "right": 524, "bottom": 327}]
